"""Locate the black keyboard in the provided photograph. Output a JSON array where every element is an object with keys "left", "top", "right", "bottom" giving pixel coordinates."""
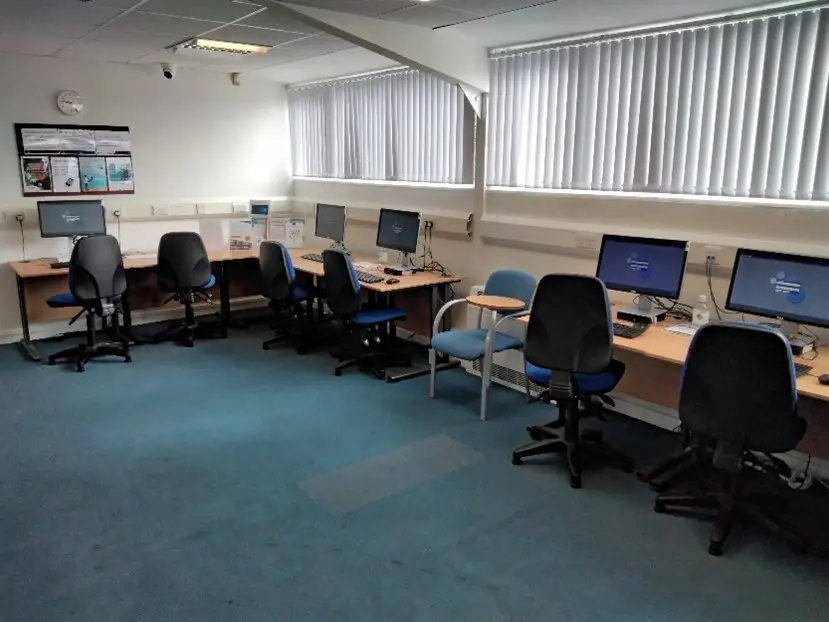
[
  {"left": 794, "top": 363, "right": 812, "bottom": 378},
  {"left": 356, "top": 271, "right": 383, "bottom": 284},
  {"left": 50, "top": 261, "right": 70, "bottom": 269},
  {"left": 301, "top": 253, "right": 381, "bottom": 283},
  {"left": 613, "top": 322, "right": 649, "bottom": 339}
]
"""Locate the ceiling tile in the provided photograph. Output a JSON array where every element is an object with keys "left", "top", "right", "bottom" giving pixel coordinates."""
[
  {"left": 131, "top": 50, "right": 206, "bottom": 68},
  {"left": 0, "top": 0, "right": 123, "bottom": 38},
  {"left": 88, "top": 0, "right": 148, "bottom": 8},
  {"left": 236, "top": 9, "right": 322, "bottom": 35},
  {"left": 206, "top": 25, "right": 310, "bottom": 47},
  {"left": 381, "top": 4, "right": 473, "bottom": 28},
  {"left": 135, "top": 0, "right": 263, "bottom": 22},
  {"left": 436, "top": 0, "right": 557, "bottom": 17},
  {"left": 0, "top": 28, "right": 74, "bottom": 57},
  {"left": 57, "top": 28, "right": 182, "bottom": 63},
  {"left": 254, "top": 46, "right": 398, "bottom": 83},
  {"left": 282, "top": 0, "right": 418, "bottom": 18},
  {"left": 260, "top": 34, "right": 355, "bottom": 66},
  {"left": 108, "top": 12, "right": 223, "bottom": 37}
]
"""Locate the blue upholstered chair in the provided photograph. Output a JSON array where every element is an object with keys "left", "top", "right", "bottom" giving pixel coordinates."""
[
  {"left": 153, "top": 231, "right": 227, "bottom": 347},
  {"left": 322, "top": 249, "right": 410, "bottom": 379},
  {"left": 429, "top": 270, "right": 537, "bottom": 421},
  {"left": 46, "top": 234, "right": 131, "bottom": 372},
  {"left": 512, "top": 274, "right": 632, "bottom": 489},
  {"left": 654, "top": 322, "right": 807, "bottom": 556},
  {"left": 260, "top": 241, "right": 313, "bottom": 352}
]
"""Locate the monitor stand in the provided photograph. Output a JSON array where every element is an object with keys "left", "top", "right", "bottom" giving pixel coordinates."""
[
  {"left": 384, "top": 252, "right": 413, "bottom": 276},
  {"left": 617, "top": 296, "right": 667, "bottom": 324}
]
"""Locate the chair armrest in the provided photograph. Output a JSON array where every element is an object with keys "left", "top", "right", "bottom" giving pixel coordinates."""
[
  {"left": 432, "top": 298, "right": 468, "bottom": 336},
  {"left": 492, "top": 310, "right": 530, "bottom": 332}
]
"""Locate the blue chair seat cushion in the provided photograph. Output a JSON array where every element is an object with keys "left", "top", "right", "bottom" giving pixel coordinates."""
[
  {"left": 47, "top": 293, "right": 122, "bottom": 308},
  {"left": 352, "top": 306, "right": 407, "bottom": 325},
  {"left": 292, "top": 283, "right": 312, "bottom": 302},
  {"left": 526, "top": 362, "right": 623, "bottom": 394},
  {"left": 196, "top": 274, "right": 216, "bottom": 290},
  {"left": 47, "top": 292, "right": 82, "bottom": 308},
  {"left": 431, "top": 328, "right": 523, "bottom": 361}
]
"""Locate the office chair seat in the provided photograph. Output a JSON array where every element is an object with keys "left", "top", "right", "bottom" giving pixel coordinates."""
[
  {"left": 292, "top": 282, "right": 312, "bottom": 302},
  {"left": 432, "top": 328, "right": 523, "bottom": 361},
  {"left": 527, "top": 362, "right": 622, "bottom": 394},
  {"left": 48, "top": 292, "right": 122, "bottom": 308},
  {"left": 351, "top": 306, "right": 408, "bottom": 325}
]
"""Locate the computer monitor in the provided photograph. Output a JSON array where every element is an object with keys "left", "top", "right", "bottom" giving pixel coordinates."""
[
  {"left": 38, "top": 200, "right": 106, "bottom": 238},
  {"left": 315, "top": 203, "right": 346, "bottom": 243},
  {"left": 726, "top": 248, "right": 829, "bottom": 331},
  {"left": 596, "top": 234, "right": 689, "bottom": 321},
  {"left": 376, "top": 208, "right": 421, "bottom": 255}
]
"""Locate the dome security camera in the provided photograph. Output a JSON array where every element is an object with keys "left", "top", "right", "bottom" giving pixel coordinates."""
[{"left": 161, "top": 63, "right": 176, "bottom": 80}]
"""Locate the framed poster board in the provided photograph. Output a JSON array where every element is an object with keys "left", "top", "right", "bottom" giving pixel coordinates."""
[{"left": 15, "top": 123, "right": 135, "bottom": 197}]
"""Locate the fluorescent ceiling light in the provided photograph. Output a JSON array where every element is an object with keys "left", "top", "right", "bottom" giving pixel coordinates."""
[{"left": 179, "top": 38, "right": 272, "bottom": 55}]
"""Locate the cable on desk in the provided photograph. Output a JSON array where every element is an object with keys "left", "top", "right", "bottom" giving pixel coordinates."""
[{"left": 651, "top": 296, "right": 693, "bottom": 321}]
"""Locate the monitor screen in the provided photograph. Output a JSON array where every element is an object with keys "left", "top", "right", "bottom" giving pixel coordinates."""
[
  {"left": 38, "top": 200, "right": 106, "bottom": 238},
  {"left": 596, "top": 235, "right": 689, "bottom": 298},
  {"left": 726, "top": 249, "right": 829, "bottom": 329},
  {"left": 315, "top": 203, "right": 346, "bottom": 242},
  {"left": 376, "top": 208, "right": 421, "bottom": 254}
]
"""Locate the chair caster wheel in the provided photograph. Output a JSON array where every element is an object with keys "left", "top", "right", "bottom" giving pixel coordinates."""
[
  {"left": 334, "top": 369, "right": 342, "bottom": 377},
  {"left": 622, "top": 461, "right": 635, "bottom": 474},
  {"left": 528, "top": 429, "right": 544, "bottom": 441},
  {"left": 263, "top": 343, "right": 270, "bottom": 351},
  {"left": 569, "top": 475, "right": 582, "bottom": 489},
  {"left": 654, "top": 500, "right": 666, "bottom": 513},
  {"left": 124, "top": 355, "right": 132, "bottom": 363},
  {"left": 511, "top": 455, "right": 522, "bottom": 465},
  {"left": 76, "top": 364, "right": 85, "bottom": 373},
  {"left": 48, "top": 358, "right": 57, "bottom": 366},
  {"left": 708, "top": 542, "right": 723, "bottom": 557}
]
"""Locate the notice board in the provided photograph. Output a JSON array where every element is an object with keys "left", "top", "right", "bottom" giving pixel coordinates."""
[{"left": 15, "top": 123, "right": 135, "bottom": 197}]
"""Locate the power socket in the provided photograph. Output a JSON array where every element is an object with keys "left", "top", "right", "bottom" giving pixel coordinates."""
[
  {"left": 704, "top": 245, "right": 722, "bottom": 266},
  {"left": 112, "top": 209, "right": 122, "bottom": 219},
  {"left": 424, "top": 220, "right": 434, "bottom": 230},
  {"left": 15, "top": 213, "right": 25, "bottom": 223}
]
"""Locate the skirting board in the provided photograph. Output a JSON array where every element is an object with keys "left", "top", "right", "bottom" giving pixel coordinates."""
[{"left": 0, "top": 296, "right": 269, "bottom": 345}]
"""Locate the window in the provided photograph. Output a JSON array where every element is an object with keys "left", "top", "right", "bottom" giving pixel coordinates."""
[
  {"left": 288, "top": 69, "right": 474, "bottom": 184},
  {"left": 488, "top": 7, "right": 829, "bottom": 201}
]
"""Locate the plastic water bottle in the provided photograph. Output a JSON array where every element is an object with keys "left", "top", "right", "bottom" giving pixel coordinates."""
[{"left": 692, "top": 294, "right": 710, "bottom": 327}]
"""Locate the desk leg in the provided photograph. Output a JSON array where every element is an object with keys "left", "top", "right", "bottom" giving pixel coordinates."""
[
  {"left": 16, "top": 274, "right": 41, "bottom": 361},
  {"left": 386, "top": 283, "right": 460, "bottom": 383},
  {"left": 217, "top": 261, "right": 232, "bottom": 322}
]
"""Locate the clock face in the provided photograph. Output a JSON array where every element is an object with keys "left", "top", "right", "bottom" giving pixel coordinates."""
[{"left": 57, "top": 90, "right": 84, "bottom": 116}]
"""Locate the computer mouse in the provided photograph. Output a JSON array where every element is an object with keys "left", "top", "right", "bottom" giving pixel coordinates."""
[
  {"left": 386, "top": 278, "right": 400, "bottom": 285},
  {"left": 819, "top": 374, "right": 829, "bottom": 386}
]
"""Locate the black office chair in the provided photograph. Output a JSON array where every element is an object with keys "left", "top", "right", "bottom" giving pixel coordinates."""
[
  {"left": 512, "top": 274, "right": 633, "bottom": 488},
  {"left": 322, "top": 249, "right": 410, "bottom": 379},
  {"left": 260, "top": 241, "right": 314, "bottom": 352},
  {"left": 46, "top": 235, "right": 131, "bottom": 372},
  {"left": 154, "top": 232, "right": 227, "bottom": 347},
  {"left": 654, "top": 322, "right": 808, "bottom": 556}
]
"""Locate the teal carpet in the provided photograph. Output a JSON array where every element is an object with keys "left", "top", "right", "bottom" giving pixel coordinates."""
[{"left": 1, "top": 328, "right": 827, "bottom": 621}]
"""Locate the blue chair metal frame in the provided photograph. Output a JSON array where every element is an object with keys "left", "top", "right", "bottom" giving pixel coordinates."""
[{"left": 429, "top": 270, "right": 537, "bottom": 421}]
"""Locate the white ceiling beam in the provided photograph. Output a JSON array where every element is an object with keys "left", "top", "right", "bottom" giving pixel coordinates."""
[{"left": 262, "top": 1, "right": 489, "bottom": 115}]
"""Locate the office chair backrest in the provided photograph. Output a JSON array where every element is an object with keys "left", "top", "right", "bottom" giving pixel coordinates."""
[
  {"left": 484, "top": 270, "right": 537, "bottom": 308},
  {"left": 322, "top": 249, "right": 361, "bottom": 319},
  {"left": 157, "top": 232, "right": 212, "bottom": 293},
  {"left": 680, "top": 322, "right": 799, "bottom": 449},
  {"left": 260, "top": 241, "right": 295, "bottom": 301},
  {"left": 69, "top": 234, "right": 127, "bottom": 308},
  {"left": 524, "top": 274, "right": 613, "bottom": 375}
]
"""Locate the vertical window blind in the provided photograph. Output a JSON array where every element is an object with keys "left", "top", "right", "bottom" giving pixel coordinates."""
[
  {"left": 288, "top": 69, "right": 474, "bottom": 184},
  {"left": 488, "top": 7, "right": 829, "bottom": 201}
]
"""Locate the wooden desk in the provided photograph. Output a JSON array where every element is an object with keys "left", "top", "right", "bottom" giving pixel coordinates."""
[
  {"left": 518, "top": 311, "right": 829, "bottom": 457},
  {"left": 10, "top": 249, "right": 261, "bottom": 361},
  {"left": 288, "top": 248, "right": 463, "bottom": 383}
]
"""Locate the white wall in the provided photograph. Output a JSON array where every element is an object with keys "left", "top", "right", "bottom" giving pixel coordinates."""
[{"left": 0, "top": 53, "right": 291, "bottom": 336}]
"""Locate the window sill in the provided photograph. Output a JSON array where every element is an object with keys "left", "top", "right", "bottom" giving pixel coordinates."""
[
  {"left": 295, "top": 177, "right": 474, "bottom": 191},
  {"left": 486, "top": 186, "right": 829, "bottom": 211}
]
